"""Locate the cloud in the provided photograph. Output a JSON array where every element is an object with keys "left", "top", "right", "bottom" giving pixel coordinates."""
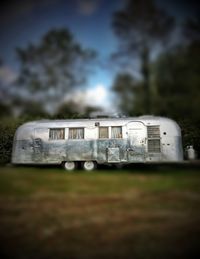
[
  {"left": 0, "top": 66, "right": 17, "bottom": 85},
  {"left": 76, "top": 0, "right": 100, "bottom": 15},
  {"left": 64, "top": 84, "right": 110, "bottom": 109}
]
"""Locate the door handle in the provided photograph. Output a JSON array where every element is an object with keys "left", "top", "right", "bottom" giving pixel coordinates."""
[{"left": 127, "top": 148, "right": 134, "bottom": 151}]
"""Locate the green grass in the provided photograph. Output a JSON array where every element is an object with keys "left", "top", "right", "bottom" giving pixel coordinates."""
[{"left": 0, "top": 165, "right": 200, "bottom": 259}]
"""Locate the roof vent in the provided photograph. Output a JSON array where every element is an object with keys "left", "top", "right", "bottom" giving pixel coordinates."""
[
  {"left": 139, "top": 115, "right": 155, "bottom": 119},
  {"left": 89, "top": 112, "right": 125, "bottom": 119}
]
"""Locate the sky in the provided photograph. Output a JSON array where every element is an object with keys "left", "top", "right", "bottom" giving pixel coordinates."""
[{"left": 0, "top": 0, "right": 199, "bottom": 111}]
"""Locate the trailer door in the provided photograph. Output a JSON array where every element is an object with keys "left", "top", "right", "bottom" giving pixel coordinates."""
[{"left": 127, "top": 122, "right": 146, "bottom": 162}]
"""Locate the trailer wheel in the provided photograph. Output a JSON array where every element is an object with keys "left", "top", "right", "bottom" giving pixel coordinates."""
[
  {"left": 63, "top": 161, "right": 76, "bottom": 171},
  {"left": 83, "top": 161, "right": 96, "bottom": 171}
]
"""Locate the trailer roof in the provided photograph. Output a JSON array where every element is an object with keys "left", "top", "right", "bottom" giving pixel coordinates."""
[
  {"left": 14, "top": 115, "right": 181, "bottom": 140},
  {"left": 22, "top": 115, "right": 170, "bottom": 125},
  {"left": 17, "top": 115, "right": 180, "bottom": 133}
]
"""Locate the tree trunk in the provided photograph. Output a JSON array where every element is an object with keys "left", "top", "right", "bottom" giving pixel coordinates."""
[{"left": 141, "top": 47, "right": 151, "bottom": 114}]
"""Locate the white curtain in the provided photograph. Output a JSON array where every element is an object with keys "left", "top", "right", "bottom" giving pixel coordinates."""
[
  {"left": 49, "top": 129, "right": 65, "bottom": 140},
  {"left": 111, "top": 127, "right": 122, "bottom": 138},
  {"left": 69, "top": 128, "right": 84, "bottom": 139}
]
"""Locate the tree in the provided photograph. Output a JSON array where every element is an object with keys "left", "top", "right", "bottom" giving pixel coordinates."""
[
  {"left": 112, "top": 0, "right": 174, "bottom": 114},
  {"left": 153, "top": 15, "right": 200, "bottom": 121},
  {"left": 111, "top": 73, "right": 144, "bottom": 115},
  {"left": 55, "top": 101, "right": 103, "bottom": 119},
  {"left": 154, "top": 45, "right": 200, "bottom": 119},
  {"left": 19, "top": 101, "right": 49, "bottom": 119},
  {"left": 0, "top": 57, "right": 4, "bottom": 98},
  {"left": 16, "top": 28, "right": 96, "bottom": 113},
  {"left": 0, "top": 58, "right": 13, "bottom": 117},
  {"left": 184, "top": 16, "right": 200, "bottom": 43},
  {"left": 0, "top": 103, "right": 12, "bottom": 118},
  {"left": 153, "top": 42, "right": 200, "bottom": 156}
]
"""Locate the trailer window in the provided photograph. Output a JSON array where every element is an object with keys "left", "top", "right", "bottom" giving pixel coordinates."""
[
  {"left": 111, "top": 126, "right": 122, "bottom": 138},
  {"left": 49, "top": 128, "right": 65, "bottom": 140},
  {"left": 69, "top": 128, "right": 84, "bottom": 139},
  {"left": 99, "top": 127, "right": 109, "bottom": 139}
]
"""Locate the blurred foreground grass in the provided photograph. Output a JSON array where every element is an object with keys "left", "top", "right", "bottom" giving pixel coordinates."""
[{"left": 0, "top": 165, "right": 200, "bottom": 259}]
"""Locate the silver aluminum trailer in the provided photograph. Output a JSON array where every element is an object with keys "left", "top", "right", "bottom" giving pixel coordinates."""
[{"left": 12, "top": 116, "right": 183, "bottom": 170}]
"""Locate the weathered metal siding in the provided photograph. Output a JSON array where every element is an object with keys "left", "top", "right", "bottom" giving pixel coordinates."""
[
  {"left": 127, "top": 121, "right": 146, "bottom": 162},
  {"left": 12, "top": 116, "right": 183, "bottom": 165},
  {"left": 159, "top": 118, "right": 183, "bottom": 161}
]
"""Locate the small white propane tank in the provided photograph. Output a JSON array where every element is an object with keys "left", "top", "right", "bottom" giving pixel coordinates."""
[{"left": 186, "top": 145, "right": 196, "bottom": 160}]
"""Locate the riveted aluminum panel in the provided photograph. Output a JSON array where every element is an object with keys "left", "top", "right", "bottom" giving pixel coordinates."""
[{"left": 107, "top": 148, "right": 120, "bottom": 162}]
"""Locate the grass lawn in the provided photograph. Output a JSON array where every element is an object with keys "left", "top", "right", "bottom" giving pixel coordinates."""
[{"left": 0, "top": 165, "right": 200, "bottom": 259}]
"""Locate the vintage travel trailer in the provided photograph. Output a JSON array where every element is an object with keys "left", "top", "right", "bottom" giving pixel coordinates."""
[{"left": 12, "top": 116, "right": 183, "bottom": 170}]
